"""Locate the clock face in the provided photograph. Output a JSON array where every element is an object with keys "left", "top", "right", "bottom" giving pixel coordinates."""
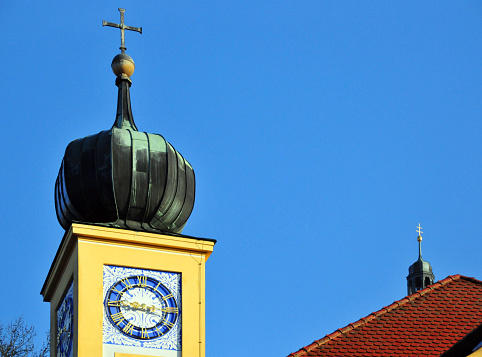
[
  {"left": 104, "top": 275, "right": 179, "bottom": 340},
  {"left": 103, "top": 266, "right": 182, "bottom": 351},
  {"left": 57, "top": 282, "right": 74, "bottom": 357}
]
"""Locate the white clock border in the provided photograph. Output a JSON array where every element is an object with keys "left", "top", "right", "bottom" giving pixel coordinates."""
[{"left": 102, "top": 265, "right": 182, "bottom": 351}]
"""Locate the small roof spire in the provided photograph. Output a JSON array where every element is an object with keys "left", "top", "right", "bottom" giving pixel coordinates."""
[
  {"left": 416, "top": 223, "right": 423, "bottom": 259},
  {"left": 407, "top": 223, "right": 435, "bottom": 294}
]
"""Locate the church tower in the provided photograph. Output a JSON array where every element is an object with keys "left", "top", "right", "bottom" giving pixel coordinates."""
[
  {"left": 41, "top": 9, "right": 215, "bottom": 357},
  {"left": 406, "top": 224, "right": 434, "bottom": 295}
]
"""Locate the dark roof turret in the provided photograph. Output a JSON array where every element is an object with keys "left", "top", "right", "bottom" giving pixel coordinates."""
[{"left": 406, "top": 224, "right": 435, "bottom": 295}]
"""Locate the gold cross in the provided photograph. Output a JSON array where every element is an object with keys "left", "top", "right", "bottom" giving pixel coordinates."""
[
  {"left": 416, "top": 223, "right": 423, "bottom": 236},
  {"left": 103, "top": 8, "right": 142, "bottom": 53}
]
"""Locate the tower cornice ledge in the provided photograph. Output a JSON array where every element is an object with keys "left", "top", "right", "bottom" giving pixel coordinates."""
[{"left": 41, "top": 223, "right": 216, "bottom": 302}]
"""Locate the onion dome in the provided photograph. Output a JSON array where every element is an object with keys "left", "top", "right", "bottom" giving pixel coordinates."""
[
  {"left": 406, "top": 224, "right": 435, "bottom": 295},
  {"left": 55, "top": 36, "right": 195, "bottom": 234}
]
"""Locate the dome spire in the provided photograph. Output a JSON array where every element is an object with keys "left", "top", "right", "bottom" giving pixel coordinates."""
[{"left": 103, "top": 8, "right": 142, "bottom": 130}]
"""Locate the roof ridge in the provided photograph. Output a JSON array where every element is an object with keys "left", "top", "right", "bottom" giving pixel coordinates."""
[
  {"left": 457, "top": 274, "right": 482, "bottom": 284},
  {"left": 287, "top": 274, "right": 475, "bottom": 357}
]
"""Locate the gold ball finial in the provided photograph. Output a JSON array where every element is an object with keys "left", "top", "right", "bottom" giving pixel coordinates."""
[
  {"left": 111, "top": 53, "right": 135, "bottom": 78},
  {"left": 417, "top": 234, "right": 422, "bottom": 242}
]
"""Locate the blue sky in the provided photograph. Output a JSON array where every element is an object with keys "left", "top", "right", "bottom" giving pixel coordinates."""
[{"left": 2, "top": 2, "right": 482, "bottom": 356}]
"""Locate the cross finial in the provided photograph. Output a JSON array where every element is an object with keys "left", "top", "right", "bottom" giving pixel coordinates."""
[
  {"left": 103, "top": 8, "right": 142, "bottom": 54},
  {"left": 416, "top": 223, "right": 423, "bottom": 236}
]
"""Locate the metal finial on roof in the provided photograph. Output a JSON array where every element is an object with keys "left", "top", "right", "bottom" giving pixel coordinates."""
[
  {"left": 416, "top": 223, "right": 423, "bottom": 258},
  {"left": 416, "top": 223, "right": 423, "bottom": 241},
  {"left": 103, "top": 8, "right": 142, "bottom": 54}
]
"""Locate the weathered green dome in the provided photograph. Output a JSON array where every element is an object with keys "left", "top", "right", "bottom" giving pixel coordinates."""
[{"left": 55, "top": 55, "right": 195, "bottom": 234}]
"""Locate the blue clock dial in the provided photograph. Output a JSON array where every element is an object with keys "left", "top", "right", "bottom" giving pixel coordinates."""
[
  {"left": 57, "top": 282, "right": 74, "bottom": 357},
  {"left": 105, "top": 275, "right": 179, "bottom": 340}
]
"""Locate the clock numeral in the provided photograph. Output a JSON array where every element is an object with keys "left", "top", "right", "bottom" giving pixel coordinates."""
[
  {"left": 155, "top": 326, "right": 165, "bottom": 336},
  {"left": 121, "top": 278, "right": 132, "bottom": 289},
  {"left": 141, "top": 327, "right": 149, "bottom": 339},
  {"left": 162, "top": 307, "right": 178, "bottom": 314},
  {"left": 162, "top": 293, "right": 174, "bottom": 301},
  {"left": 123, "top": 322, "right": 134, "bottom": 335},
  {"left": 137, "top": 275, "right": 147, "bottom": 287},
  {"left": 154, "top": 281, "right": 162, "bottom": 292},
  {"left": 112, "top": 287, "right": 124, "bottom": 296},
  {"left": 163, "top": 320, "right": 174, "bottom": 328},
  {"left": 111, "top": 312, "right": 124, "bottom": 325},
  {"left": 107, "top": 299, "right": 120, "bottom": 307}
]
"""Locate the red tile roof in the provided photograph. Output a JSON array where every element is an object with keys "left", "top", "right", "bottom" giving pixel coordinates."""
[{"left": 288, "top": 275, "right": 482, "bottom": 357}]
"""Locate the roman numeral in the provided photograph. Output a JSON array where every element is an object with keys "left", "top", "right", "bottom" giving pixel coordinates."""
[
  {"left": 155, "top": 326, "right": 165, "bottom": 336},
  {"left": 162, "top": 307, "right": 178, "bottom": 314},
  {"left": 154, "top": 282, "right": 162, "bottom": 292},
  {"left": 163, "top": 320, "right": 174, "bottom": 328},
  {"left": 137, "top": 275, "right": 147, "bottom": 287},
  {"left": 162, "top": 293, "right": 174, "bottom": 301},
  {"left": 111, "top": 312, "right": 124, "bottom": 325},
  {"left": 123, "top": 322, "right": 134, "bottom": 335},
  {"left": 112, "top": 287, "right": 123, "bottom": 295},
  {"left": 107, "top": 299, "right": 120, "bottom": 307},
  {"left": 121, "top": 278, "right": 132, "bottom": 289},
  {"left": 141, "top": 327, "right": 149, "bottom": 339}
]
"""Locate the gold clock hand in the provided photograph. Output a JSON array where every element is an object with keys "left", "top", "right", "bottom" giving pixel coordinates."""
[{"left": 120, "top": 299, "right": 157, "bottom": 312}]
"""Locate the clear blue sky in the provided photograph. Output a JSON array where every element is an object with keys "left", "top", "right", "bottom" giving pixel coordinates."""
[{"left": 2, "top": 2, "right": 482, "bottom": 356}]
